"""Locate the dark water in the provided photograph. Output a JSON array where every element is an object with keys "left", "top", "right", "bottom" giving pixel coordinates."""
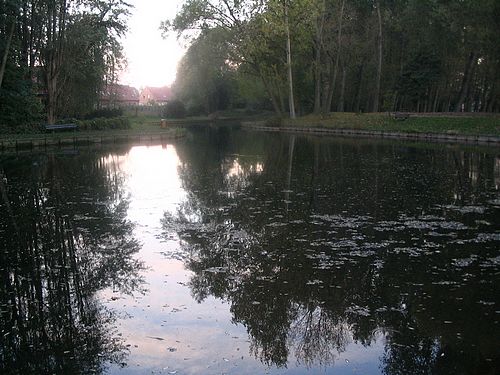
[{"left": 0, "top": 128, "right": 499, "bottom": 374}]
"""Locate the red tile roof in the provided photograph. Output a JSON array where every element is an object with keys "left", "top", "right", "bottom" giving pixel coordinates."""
[
  {"left": 102, "top": 84, "right": 140, "bottom": 103},
  {"left": 140, "top": 86, "right": 172, "bottom": 104}
]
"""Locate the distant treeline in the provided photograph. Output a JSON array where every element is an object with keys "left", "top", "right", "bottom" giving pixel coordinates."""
[
  {"left": 0, "top": 0, "right": 130, "bottom": 127},
  {"left": 165, "top": 0, "right": 500, "bottom": 116}
]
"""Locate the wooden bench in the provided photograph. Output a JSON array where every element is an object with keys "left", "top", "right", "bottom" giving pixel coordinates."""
[
  {"left": 392, "top": 112, "right": 410, "bottom": 121},
  {"left": 44, "top": 123, "right": 78, "bottom": 132}
]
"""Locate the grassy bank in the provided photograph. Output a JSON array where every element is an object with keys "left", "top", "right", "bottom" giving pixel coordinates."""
[
  {"left": 278, "top": 113, "right": 500, "bottom": 136},
  {"left": 0, "top": 115, "right": 186, "bottom": 150},
  {"left": 1, "top": 115, "right": 184, "bottom": 140}
]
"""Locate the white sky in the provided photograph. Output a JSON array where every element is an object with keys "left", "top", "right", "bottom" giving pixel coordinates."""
[{"left": 120, "top": 0, "right": 186, "bottom": 88}]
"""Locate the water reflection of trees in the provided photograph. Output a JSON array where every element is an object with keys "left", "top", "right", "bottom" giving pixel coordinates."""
[
  {"left": 165, "top": 130, "right": 500, "bottom": 374},
  {"left": 0, "top": 149, "right": 144, "bottom": 374}
]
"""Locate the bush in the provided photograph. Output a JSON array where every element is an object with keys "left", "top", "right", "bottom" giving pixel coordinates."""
[
  {"left": 84, "top": 108, "right": 123, "bottom": 120},
  {"left": 56, "top": 118, "right": 78, "bottom": 125},
  {"left": 76, "top": 116, "right": 131, "bottom": 131},
  {"left": 0, "top": 89, "right": 43, "bottom": 129},
  {"left": 161, "top": 100, "right": 186, "bottom": 119},
  {"left": 0, "top": 123, "right": 41, "bottom": 134},
  {"left": 264, "top": 116, "right": 283, "bottom": 127},
  {"left": 186, "top": 104, "right": 206, "bottom": 117}
]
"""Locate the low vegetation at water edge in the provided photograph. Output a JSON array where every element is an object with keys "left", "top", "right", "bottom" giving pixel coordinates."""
[{"left": 270, "top": 113, "right": 500, "bottom": 136}]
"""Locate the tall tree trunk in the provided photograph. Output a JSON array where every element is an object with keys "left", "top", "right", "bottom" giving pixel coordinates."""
[
  {"left": 486, "top": 82, "right": 496, "bottom": 113},
  {"left": 354, "top": 62, "right": 364, "bottom": 112},
  {"left": 373, "top": 0, "right": 383, "bottom": 112},
  {"left": 284, "top": 2, "right": 295, "bottom": 119},
  {"left": 338, "top": 64, "right": 346, "bottom": 112},
  {"left": 432, "top": 87, "right": 439, "bottom": 112},
  {"left": 485, "top": 61, "right": 499, "bottom": 112},
  {"left": 47, "top": 74, "right": 58, "bottom": 124},
  {"left": 313, "top": 44, "right": 322, "bottom": 114},
  {"left": 455, "top": 51, "right": 477, "bottom": 112},
  {"left": 313, "top": 0, "right": 326, "bottom": 114},
  {"left": 44, "top": 0, "right": 68, "bottom": 124},
  {"left": 259, "top": 69, "right": 283, "bottom": 116},
  {"left": 0, "top": 19, "right": 16, "bottom": 89},
  {"left": 20, "top": 0, "right": 29, "bottom": 69},
  {"left": 322, "top": 0, "right": 345, "bottom": 114},
  {"left": 321, "top": 59, "right": 332, "bottom": 111}
]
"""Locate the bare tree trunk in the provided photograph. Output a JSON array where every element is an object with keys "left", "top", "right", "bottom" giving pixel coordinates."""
[
  {"left": 284, "top": 2, "right": 295, "bottom": 119},
  {"left": 322, "top": 0, "right": 345, "bottom": 114},
  {"left": 321, "top": 59, "right": 332, "bottom": 111},
  {"left": 485, "top": 62, "right": 499, "bottom": 112},
  {"left": 486, "top": 82, "right": 496, "bottom": 113},
  {"left": 47, "top": 74, "right": 58, "bottom": 124},
  {"left": 0, "top": 20, "right": 15, "bottom": 89},
  {"left": 455, "top": 51, "right": 477, "bottom": 112},
  {"left": 313, "top": 0, "right": 326, "bottom": 114},
  {"left": 20, "top": 0, "right": 29, "bottom": 68},
  {"left": 338, "top": 64, "right": 346, "bottom": 112},
  {"left": 373, "top": 0, "right": 383, "bottom": 112},
  {"left": 354, "top": 62, "right": 364, "bottom": 112},
  {"left": 432, "top": 87, "right": 439, "bottom": 112},
  {"left": 45, "top": 0, "right": 68, "bottom": 124},
  {"left": 259, "top": 69, "right": 283, "bottom": 116}
]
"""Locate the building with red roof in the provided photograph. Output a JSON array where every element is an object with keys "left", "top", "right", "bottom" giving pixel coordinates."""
[
  {"left": 139, "top": 86, "right": 172, "bottom": 105},
  {"left": 101, "top": 84, "right": 140, "bottom": 107}
]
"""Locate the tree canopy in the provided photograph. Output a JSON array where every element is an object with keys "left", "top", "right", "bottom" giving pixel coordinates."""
[
  {"left": 0, "top": 0, "right": 130, "bottom": 126},
  {"left": 164, "top": 0, "right": 500, "bottom": 116}
]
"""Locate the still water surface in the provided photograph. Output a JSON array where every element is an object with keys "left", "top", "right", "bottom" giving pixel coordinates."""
[{"left": 0, "top": 128, "right": 499, "bottom": 374}]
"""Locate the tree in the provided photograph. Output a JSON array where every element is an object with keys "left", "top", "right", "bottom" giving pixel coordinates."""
[
  {"left": 164, "top": 0, "right": 311, "bottom": 117},
  {"left": 41, "top": 0, "right": 129, "bottom": 123},
  {"left": 57, "top": 8, "right": 127, "bottom": 118},
  {"left": 0, "top": 0, "right": 130, "bottom": 127},
  {"left": 165, "top": 0, "right": 499, "bottom": 115},
  {"left": 372, "top": 0, "right": 382, "bottom": 112},
  {"left": 173, "top": 28, "right": 240, "bottom": 114},
  {"left": 0, "top": 0, "right": 18, "bottom": 89}
]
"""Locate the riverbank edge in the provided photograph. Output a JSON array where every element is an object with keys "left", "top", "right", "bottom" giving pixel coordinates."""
[
  {"left": 242, "top": 122, "right": 500, "bottom": 146},
  {"left": 0, "top": 130, "right": 186, "bottom": 151}
]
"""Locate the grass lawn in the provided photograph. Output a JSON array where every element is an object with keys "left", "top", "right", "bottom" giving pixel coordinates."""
[
  {"left": 0, "top": 115, "right": 185, "bottom": 142},
  {"left": 281, "top": 113, "right": 500, "bottom": 136},
  {"left": 2, "top": 112, "right": 498, "bottom": 146},
  {"left": 0, "top": 115, "right": 186, "bottom": 151}
]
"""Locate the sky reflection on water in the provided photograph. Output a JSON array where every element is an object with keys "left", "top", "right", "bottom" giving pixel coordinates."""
[
  {"left": 103, "top": 143, "right": 383, "bottom": 374},
  {"left": 0, "top": 129, "right": 499, "bottom": 374}
]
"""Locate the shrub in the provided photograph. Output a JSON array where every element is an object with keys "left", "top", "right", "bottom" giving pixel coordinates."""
[
  {"left": 162, "top": 100, "right": 186, "bottom": 119},
  {"left": 0, "top": 123, "right": 41, "bottom": 134},
  {"left": 264, "top": 116, "right": 283, "bottom": 127},
  {"left": 0, "top": 90, "right": 43, "bottom": 130},
  {"left": 84, "top": 108, "right": 124, "bottom": 120},
  {"left": 186, "top": 104, "right": 206, "bottom": 117},
  {"left": 56, "top": 118, "right": 78, "bottom": 125},
  {"left": 76, "top": 116, "right": 131, "bottom": 131}
]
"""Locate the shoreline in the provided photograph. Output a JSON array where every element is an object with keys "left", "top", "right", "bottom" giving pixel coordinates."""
[
  {"left": 0, "top": 129, "right": 185, "bottom": 151},
  {"left": 242, "top": 123, "right": 500, "bottom": 146}
]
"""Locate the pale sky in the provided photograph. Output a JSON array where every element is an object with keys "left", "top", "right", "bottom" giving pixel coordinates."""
[{"left": 120, "top": 0, "right": 186, "bottom": 88}]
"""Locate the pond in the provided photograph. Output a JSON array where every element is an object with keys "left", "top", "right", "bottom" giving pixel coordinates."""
[{"left": 0, "top": 127, "right": 499, "bottom": 374}]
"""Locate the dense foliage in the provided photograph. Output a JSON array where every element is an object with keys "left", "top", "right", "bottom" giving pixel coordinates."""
[
  {"left": 0, "top": 0, "right": 130, "bottom": 127},
  {"left": 162, "top": 99, "right": 187, "bottom": 119},
  {"left": 76, "top": 116, "right": 130, "bottom": 131},
  {"left": 164, "top": 0, "right": 500, "bottom": 116}
]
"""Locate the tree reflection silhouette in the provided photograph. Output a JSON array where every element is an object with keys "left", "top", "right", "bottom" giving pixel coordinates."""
[
  {"left": 164, "top": 130, "right": 500, "bottom": 373},
  {"left": 0, "top": 149, "right": 144, "bottom": 374}
]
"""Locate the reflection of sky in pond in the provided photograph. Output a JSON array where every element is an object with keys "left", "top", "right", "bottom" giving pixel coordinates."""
[
  {"left": 102, "top": 144, "right": 385, "bottom": 374},
  {"left": 2, "top": 132, "right": 498, "bottom": 374}
]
